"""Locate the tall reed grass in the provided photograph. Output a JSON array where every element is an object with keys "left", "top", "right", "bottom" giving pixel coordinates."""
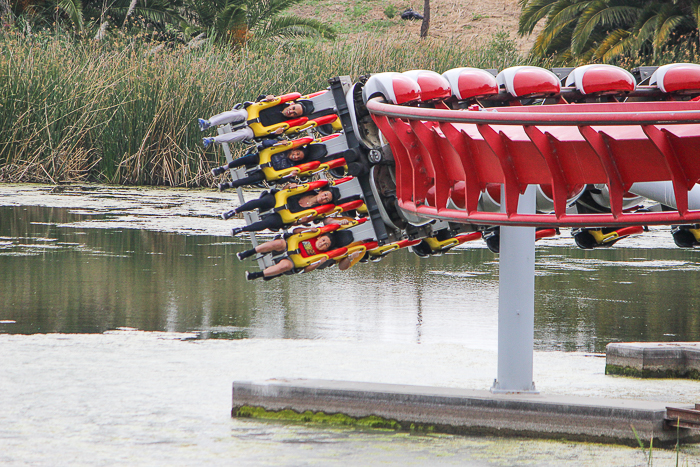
[{"left": 0, "top": 30, "right": 528, "bottom": 186}]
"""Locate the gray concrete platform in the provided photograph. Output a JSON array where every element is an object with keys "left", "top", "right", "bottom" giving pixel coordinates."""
[
  {"left": 232, "top": 378, "right": 699, "bottom": 446},
  {"left": 607, "top": 342, "right": 700, "bottom": 378}
]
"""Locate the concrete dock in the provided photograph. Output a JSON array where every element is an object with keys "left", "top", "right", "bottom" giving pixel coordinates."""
[
  {"left": 232, "top": 378, "right": 699, "bottom": 446},
  {"left": 607, "top": 342, "right": 700, "bottom": 379}
]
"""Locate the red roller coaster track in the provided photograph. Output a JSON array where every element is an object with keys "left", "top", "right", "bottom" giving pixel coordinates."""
[{"left": 367, "top": 98, "right": 700, "bottom": 227}]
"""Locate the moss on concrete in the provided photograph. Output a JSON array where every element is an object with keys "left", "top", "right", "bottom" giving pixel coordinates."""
[
  {"left": 234, "top": 405, "right": 419, "bottom": 431},
  {"left": 605, "top": 364, "right": 700, "bottom": 380}
]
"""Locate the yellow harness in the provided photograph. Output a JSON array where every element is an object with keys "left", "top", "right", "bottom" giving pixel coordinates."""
[
  {"left": 258, "top": 135, "right": 348, "bottom": 182},
  {"left": 245, "top": 91, "right": 342, "bottom": 137},
  {"left": 286, "top": 219, "right": 368, "bottom": 269},
  {"left": 272, "top": 179, "right": 366, "bottom": 225}
]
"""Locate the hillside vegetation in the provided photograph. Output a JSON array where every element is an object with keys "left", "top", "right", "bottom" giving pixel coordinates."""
[
  {"left": 0, "top": 27, "right": 526, "bottom": 186},
  {"left": 2, "top": 0, "right": 698, "bottom": 186}
]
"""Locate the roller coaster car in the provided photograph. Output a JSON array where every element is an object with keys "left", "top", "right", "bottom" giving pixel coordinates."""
[
  {"left": 563, "top": 64, "right": 636, "bottom": 101},
  {"left": 366, "top": 238, "right": 422, "bottom": 261},
  {"left": 482, "top": 227, "right": 558, "bottom": 254},
  {"left": 272, "top": 177, "right": 366, "bottom": 225},
  {"left": 285, "top": 218, "right": 368, "bottom": 269},
  {"left": 411, "top": 231, "right": 483, "bottom": 257},
  {"left": 650, "top": 63, "right": 700, "bottom": 96},
  {"left": 257, "top": 133, "right": 350, "bottom": 183},
  {"left": 401, "top": 70, "right": 452, "bottom": 105},
  {"left": 244, "top": 90, "right": 342, "bottom": 138},
  {"left": 572, "top": 226, "right": 645, "bottom": 249},
  {"left": 441, "top": 67, "right": 499, "bottom": 106},
  {"left": 671, "top": 225, "right": 700, "bottom": 248},
  {"left": 496, "top": 66, "right": 562, "bottom": 102},
  {"left": 574, "top": 186, "right": 644, "bottom": 215},
  {"left": 361, "top": 72, "right": 422, "bottom": 105}
]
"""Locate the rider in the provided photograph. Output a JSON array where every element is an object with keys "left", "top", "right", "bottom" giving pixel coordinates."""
[
  {"left": 213, "top": 141, "right": 366, "bottom": 190},
  {"left": 200, "top": 95, "right": 313, "bottom": 147},
  {"left": 225, "top": 185, "right": 340, "bottom": 234},
  {"left": 214, "top": 144, "right": 308, "bottom": 190},
  {"left": 240, "top": 229, "right": 361, "bottom": 280}
]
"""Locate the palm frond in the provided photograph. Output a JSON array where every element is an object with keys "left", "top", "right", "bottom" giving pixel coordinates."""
[
  {"left": 533, "top": 20, "right": 575, "bottom": 57},
  {"left": 692, "top": 0, "right": 700, "bottom": 31},
  {"left": 518, "top": 0, "right": 558, "bottom": 35},
  {"left": 258, "top": 15, "right": 336, "bottom": 40},
  {"left": 655, "top": 14, "right": 687, "bottom": 52},
  {"left": 214, "top": 1, "right": 245, "bottom": 36},
  {"left": 57, "top": 0, "right": 84, "bottom": 30},
  {"left": 572, "top": 3, "right": 640, "bottom": 56},
  {"left": 577, "top": 47, "right": 597, "bottom": 63},
  {"left": 129, "top": 6, "right": 182, "bottom": 26},
  {"left": 633, "top": 13, "right": 660, "bottom": 47},
  {"left": 246, "top": 0, "right": 304, "bottom": 30},
  {"left": 595, "top": 28, "right": 631, "bottom": 60},
  {"left": 546, "top": 0, "right": 591, "bottom": 27},
  {"left": 531, "top": 2, "right": 589, "bottom": 56}
]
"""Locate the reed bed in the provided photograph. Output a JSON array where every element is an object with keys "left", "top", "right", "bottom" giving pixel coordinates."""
[{"left": 0, "top": 30, "right": 528, "bottom": 186}]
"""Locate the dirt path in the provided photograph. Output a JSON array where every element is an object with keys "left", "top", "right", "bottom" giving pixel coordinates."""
[{"left": 295, "top": 0, "right": 540, "bottom": 54}]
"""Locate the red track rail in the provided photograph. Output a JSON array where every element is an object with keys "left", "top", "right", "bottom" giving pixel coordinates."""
[{"left": 367, "top": 98, "right": 700, "bottom": 227}]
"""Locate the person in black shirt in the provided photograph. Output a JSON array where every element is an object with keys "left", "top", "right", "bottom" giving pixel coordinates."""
[
  {"left": 199, "top": 95, "right": 313, "bottom": 147},
  {"left": 223, "top": 185, "right": 339, "bottom": 234},
  {"left": 213, "top": 142, "right": 308, "bottom": 190}
]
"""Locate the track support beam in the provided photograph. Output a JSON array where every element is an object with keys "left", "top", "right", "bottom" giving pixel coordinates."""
[{"left": 491, "top": 185, "right": 538, "bottom": 394}]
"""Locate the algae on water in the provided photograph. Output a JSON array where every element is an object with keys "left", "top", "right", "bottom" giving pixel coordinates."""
[{"left": 235, "top": 406, "right": 404, "bottom": 430}]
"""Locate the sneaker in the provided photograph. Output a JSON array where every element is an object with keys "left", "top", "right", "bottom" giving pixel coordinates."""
[
  {"left": 218, "top": 182, "right": 233, "bottom": 192},
  {"left": 231, "top": 227, "right": 244, "bottom": 236},
  {"left": 198, "top": 118, "right": 211, "bottom": 131},
  {"left": 222, "top": 209, "right": 236, "bottom": 220},
  {"left": 246, "top": 270, "right": 264, "bottom": 281},
  {"left": 237, "top": 249, "right": 254, "bottom": 261},
  {"left": 202, "top": 137, "right": 215, "bottom": 148},
  {"left": 212, "top": 166, "right": 226, "bottom": 177}
]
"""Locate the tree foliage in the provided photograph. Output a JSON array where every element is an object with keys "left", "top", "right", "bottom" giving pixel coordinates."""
[
  {"left": 185, "top": 0, "right": 335, "bottom": 45},
  {"left": 518, "top": 0, "right": 700, "bottom": 64},
  {"left": 8, "top": 0, "right": 335, "bottom": 45}
]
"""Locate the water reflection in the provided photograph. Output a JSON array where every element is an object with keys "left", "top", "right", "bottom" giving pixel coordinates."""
[{"left": 1, "top": 205, "right": 699, "bottom": 351}]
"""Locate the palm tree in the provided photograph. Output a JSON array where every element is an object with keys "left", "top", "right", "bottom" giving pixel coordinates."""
[
  {"left": 598, "top": 1, "right": 700, "bottom": 62},
  {"left": 184, "top": 0, "right": 335, "bottom": 46},
  {"left": 10, "top": 0, "right": 184, "bottom": 38},
  {"left": 11, "top": 0, "right": 85, "bottom": 31},
  {"left": 518, "top": 0, "right": 700, "bottom": 64}
]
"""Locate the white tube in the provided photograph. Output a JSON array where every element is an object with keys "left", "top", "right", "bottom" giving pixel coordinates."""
[
  {"left": 478, "top": 185, "right": 585, "bottom": 213},
  {"left": 629, "top": 181, "right": 700, "bottom": 210},
  {"left": 590, "top": 184, "right": 643, "bottom": 210}
]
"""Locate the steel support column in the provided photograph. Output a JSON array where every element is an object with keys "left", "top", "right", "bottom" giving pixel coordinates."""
[{"left": 491, "top": 185, "right": 538, "bottom": 394}]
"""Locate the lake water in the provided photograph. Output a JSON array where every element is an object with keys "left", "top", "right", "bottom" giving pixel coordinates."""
[{"left": 1, "top": 184, "right": 699, "bottom": 466}]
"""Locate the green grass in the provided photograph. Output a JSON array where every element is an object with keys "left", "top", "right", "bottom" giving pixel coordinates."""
[{"left": 0, "top": 28, "right": 529, "bottom": 186}]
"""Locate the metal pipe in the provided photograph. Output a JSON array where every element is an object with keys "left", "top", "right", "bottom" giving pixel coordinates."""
[
  {"left": 367, "top": 98, "right": 700, "bottom": 126},
  {"left": 629, "top": 181, "right": 700, "bottom": 211}
]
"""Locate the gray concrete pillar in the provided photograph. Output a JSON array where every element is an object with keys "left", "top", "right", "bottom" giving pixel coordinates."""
[{"left": 491, "top": 185, "right": 538, "bottom": 394}]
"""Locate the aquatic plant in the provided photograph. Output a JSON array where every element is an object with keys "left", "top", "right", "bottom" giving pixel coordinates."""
[
  {"left": 0, "top": 30, "right": 527, "bottom": 186},
  {"left": 632, "top": 424, "right": 654, "bottom": 466},
  {"left": 235, "top": 405, "right": 403, "bottom": 430}
]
